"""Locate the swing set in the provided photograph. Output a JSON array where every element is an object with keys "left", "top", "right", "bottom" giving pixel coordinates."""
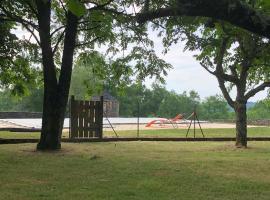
[{"left": 145, "top": 110, "right": 205, "bottom": 138}]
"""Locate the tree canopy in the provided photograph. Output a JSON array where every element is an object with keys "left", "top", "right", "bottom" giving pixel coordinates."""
[{"left": 137, "top": 0, "right": 270, "bottom": 39}]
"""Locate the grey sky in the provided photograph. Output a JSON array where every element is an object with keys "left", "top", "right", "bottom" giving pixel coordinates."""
[{"left": 146, "top": 32, "right": 268, "bottom": 102}]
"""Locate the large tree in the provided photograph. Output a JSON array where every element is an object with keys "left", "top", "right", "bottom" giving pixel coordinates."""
[
  {"left": 168, "top": 20, "right": 270, "bottom": 147},
  {"left": 0, "top": 0, "right": 170, "bottom": 150},
  {"left": 199, "top": 26, "right": 269, "bottom": 147}
]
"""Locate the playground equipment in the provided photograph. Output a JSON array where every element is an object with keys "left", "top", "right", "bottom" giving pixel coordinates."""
[
  {"left": 146, "top": 108, "right": 205, "bottom": 138},
  {"left": 186, "top": 110, "right": 205, "bottom": 138},
  {"left": 145, "top": 114, "right": 188, "bottom": 128}
]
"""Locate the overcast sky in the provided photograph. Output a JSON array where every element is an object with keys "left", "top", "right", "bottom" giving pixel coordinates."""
[{"left": 145, "top": 32, "right": 268, "bottom": 102}]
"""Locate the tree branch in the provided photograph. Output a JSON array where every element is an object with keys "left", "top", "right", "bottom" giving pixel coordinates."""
[
  {"left": 24, "top": 0, "right": 38, "bottom": 16},
  {"left": 75, "top": 37, "right": 101, "bottom": 48},
  {"left": 215, "top": 37, "right": 239, "bottom": 84},
  {"left": 52, "top": 31, "right": 65, "bottom": 55},
  {"left": 59, "top": 0, "right": 68, "bottom": 15},
  {"left": 77, "top": 25, "right": 101, "bottom": 32},
  {"left": 136, "top": 0, "right": 270, "bottom": 39},
  {"left": 229, "top": 65, "right": 238, "bottom": 79},
  {"left": 50, "top": 26, "right": 66, "bottom": 37},
  {"left": 0, "top": 17, "right": 40, "bottom": 45},
  {"left": 239, "top": 37, "right": 260, "bottom": 85},
  {"left": 219, "top": 73, "right": 239, "bottom": 83},
  {"left": 200, "top": 62, "right": 216, "bottom": 75},
  {"left": 0, "top": 5, "right": 40, "bottom": 45},
  {"left": 83, "top": 0, "right": 114, "bottom": 7},
  {"left": 245, "top": 82, "right": 270, "bottom": 100},
  {"left": 0, "top": 5, "right": 38, "bottom": 29},
  {"left": 89, "top": 6, "right": 130, "bottom": 17},
  {"left": 217, "top": 78, "right": 235, "bottom": 108}
]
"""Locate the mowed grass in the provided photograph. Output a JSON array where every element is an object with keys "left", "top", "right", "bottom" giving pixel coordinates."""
[
  {"left": 0, "top": 131, "right": 68, "bottom": 139},
  {"left": 104, "top": 127, "right": 270, "bottom": 138},
  {"left": 0, "top": 126, "right": 270, "bottom": 139},
  {"left": 1, "top": 141, "right": 270, "bottom": 200}
]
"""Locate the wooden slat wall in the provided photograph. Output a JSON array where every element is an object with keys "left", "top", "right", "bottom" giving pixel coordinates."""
[{"left": 70, "top": 96, "right": 103, "bottom": 138}]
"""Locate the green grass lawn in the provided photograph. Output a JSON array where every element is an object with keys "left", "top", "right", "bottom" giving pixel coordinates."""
[
  {"left": 1, "top": 126, "right": 269, "bottom": 139},
  {"left": 104, "top": 127, "right": 270, "bottom": 138},
  {"left": 1, "top": 141, "right": 270, "bottom": 200}
]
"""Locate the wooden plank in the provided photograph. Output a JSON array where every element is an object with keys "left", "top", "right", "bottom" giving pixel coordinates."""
[
  {"left": 89, "top": 101, "right": 94, "bottom": 137},
  {"left": 94, "top": 101, "right": 99, "bottom": 137},
  {"left": 70, "top": 96, "right": 75, "bottom": 138},
  {"left": 95, "top": 101, "right": 99, "bottom": 137},
  {"left": 100, "top": 97, "right": 104, "bottom": 138},
  {"left": 78, "top": 100, "right": 84, "bottom": 138},
  {"left": 70, "top": 96, "right": 79, "bottom": 138},
  {"left": 84, "top": 101, "right": 90, "bottom": 138},
  {"left": 92, "top": 101, "right": 96, "bottom": 137},
  {"left": 74, "top": 100, "right": 79, "bottom": 138}
]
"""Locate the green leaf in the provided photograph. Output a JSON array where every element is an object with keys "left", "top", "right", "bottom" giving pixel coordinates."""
[{"left": 66, "top": 0, "right": 86, "bottom": 17}]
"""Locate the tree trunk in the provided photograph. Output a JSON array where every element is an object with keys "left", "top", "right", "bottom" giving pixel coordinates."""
[
  {"left": 36, "top": 3, "right": 78, "bottom": 150},
  {"left": 234, "top": 101, "right": 247, "bottom": 148},
  {"left": 37, "top": 99, "right": 63, "bottom": 150}
]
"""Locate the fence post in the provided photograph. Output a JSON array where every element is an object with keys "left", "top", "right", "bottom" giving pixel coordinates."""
[
  {"left": 70, "top": 95, "right": 75, "bottom": 138},
  {"left": 99, "top": 96, "right": 104, "bottom": 139}
]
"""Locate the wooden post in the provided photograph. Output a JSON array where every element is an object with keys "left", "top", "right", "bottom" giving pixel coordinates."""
[
  {"left": 70, "top": 95, "right": 75, "bottom": 138},
  {"left": 89, "top": 101, "right": 94, "bottom": 137},
  {"left": 78, "top": 100, "right": 84, "bottom": 138},
  {"left": 193, "top": 112, "right": 196, "bottom": 138},
  {"left": 137, "top": 99, "right": 140, "bottom": 138},
  {"left": 99, "top": 96, "right": 104, "bottom": 139}
]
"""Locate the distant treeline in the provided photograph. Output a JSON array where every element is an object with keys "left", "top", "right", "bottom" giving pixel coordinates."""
[
  {"left": 111, "top": 84, "right": 231, "bottom": 120},
  {"left": 0, "top": 84, "right": 269, "bottom": 120}
]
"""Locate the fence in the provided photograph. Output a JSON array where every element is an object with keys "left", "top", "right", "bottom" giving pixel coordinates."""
[
  {"left": 70, "top": 96, "right": 103, "bottom": 138},
  {"left": 210, "top": 119, "right": 270, "bottom": 126}
]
